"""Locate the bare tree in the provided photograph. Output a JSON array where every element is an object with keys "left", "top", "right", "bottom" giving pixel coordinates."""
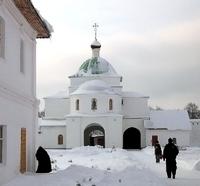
[{"left": 184, "top": 103, "right": 200, "bottom": 119}]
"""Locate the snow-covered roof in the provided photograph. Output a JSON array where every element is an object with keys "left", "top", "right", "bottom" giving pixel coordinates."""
[
  {"left": 38, "top": 119, "right": 66, "bottom": 126},
  {"left": 122, "top": 91, "right": 149, "bottom": 98},
  {"left": 71, "top": 80, "right": 117, "bottom": 95},
  {"left": 44, "top": 90, "right": 69, "bottom": 99},
  {"left": 144, "top": 110, "right": 191, "bottom": 130}
]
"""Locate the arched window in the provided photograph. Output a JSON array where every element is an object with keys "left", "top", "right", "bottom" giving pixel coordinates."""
[
  {"left": 91, "top": 98, "right": 97, "bottom": 110},
  {"left": 76, "top": 99, "right": 79, "bottom": 110},
  {"left": 58, "top": 134, "right": 63, "bottom": 145},
  {"left": 109, "top": 99, "right": 113, "bottom": 110},
  {"left": 0, "top": 16, "right": 5, "bottom": 58}
]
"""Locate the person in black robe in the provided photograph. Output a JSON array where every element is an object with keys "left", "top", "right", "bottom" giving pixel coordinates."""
[
  {"left": 36, "top": 146, "right": 52, "bottom": 173},
  {"left": 163, "top": 138, "right": 179, "bottom": 179},
  {"left": 154, "top": 140, "right": 162, "bottom": 163}
]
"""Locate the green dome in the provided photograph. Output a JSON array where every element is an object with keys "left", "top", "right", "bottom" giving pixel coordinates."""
[{"left": 78, "top": 57, "right": 117, "bottom": 75}]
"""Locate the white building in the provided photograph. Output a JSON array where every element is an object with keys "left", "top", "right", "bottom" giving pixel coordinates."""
[
  {"left": 145, "top": 110, "right": 191, "bottom": 147},
  {"left": 190, "top": 119, "right": 200, "bottom": 147},
  {"left": 38, "top": 36, "right": 192, "bottom": 150},
  {"left": 0, "top": 0, "right": 51, "bottom": 184},
  {"left": 38, "top": 38, "right": 149, "bottom": 149}
]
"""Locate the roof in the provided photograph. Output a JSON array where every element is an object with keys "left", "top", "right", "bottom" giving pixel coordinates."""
[
  {"left": 122, "top": 91, "right": 149, "bottom": 98},
  {"left": 13, "top": 0, "right": 52, "bottom": 38},
  {"left": 144, "top": 110, "right": 191, "bottom": 130},
  {"left": 71, "top": 80, "right": 117, "bottom": 95},
  {"left": 76, "top": 57, "right": 118, "bottom": 76}
]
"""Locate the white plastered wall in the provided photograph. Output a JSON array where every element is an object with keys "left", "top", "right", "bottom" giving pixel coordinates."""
[
  {"left": 146, "top": 130, "right": 190, "bottom": 147},
  {"left": 190, "top": 120, "right": 200, "bottom": 147},
  {"left": 122, "top": 97, "right": 149, "bottom": 118},
  {"left": 44, "top": 98, "right": 70, "bottom": 118},
  {"left": 66, "top": 115, "right": 123, "bottom": 148},
  {"left": 123, "top": 119, "right": 146, "bottom": 148},
  {"left": 0, "top": 1, "right": 37, "bottom": 184},
  {"left": 70, "top": 94, "right": 121, "bottom": 115},
  {"left": 0, "top": 96, "right": 36, "bottom": 185},
  {"left": 37, "top": 126, "right": 66, "bottom": 149}
]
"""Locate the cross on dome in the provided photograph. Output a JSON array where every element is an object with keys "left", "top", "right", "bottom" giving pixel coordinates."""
[{"left": 93, "top": 23, "right": 99, "bottom": 41}]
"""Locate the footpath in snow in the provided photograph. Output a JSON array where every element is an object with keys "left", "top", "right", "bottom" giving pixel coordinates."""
[{"left": 3, "top": 146, "right": 200, "bottom": 186}]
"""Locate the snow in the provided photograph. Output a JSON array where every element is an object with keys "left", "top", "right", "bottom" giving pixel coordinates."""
[
  {"left": 3, "top": 146, "right": 200, "bottom": 186},
  {"left": 34, "top": 8, "right": 54, "bottom": 33},
  {"left": 71, "top": 80, "right": 117, "bottom": 95},
  {"left": 145, "top": 110, "right": 191, "bottom": 130},
  {"left": 122, "top": 91, "right": 149, "bottom": 98}
]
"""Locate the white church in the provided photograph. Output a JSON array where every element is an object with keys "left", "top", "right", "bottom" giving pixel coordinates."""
[{"left": 38, "top": 27, "right": 192, "bottom": 149}]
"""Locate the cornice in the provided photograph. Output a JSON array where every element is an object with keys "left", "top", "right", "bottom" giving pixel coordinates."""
[{"left": 0, "top": 81, "right": 38, "bottom": 108}]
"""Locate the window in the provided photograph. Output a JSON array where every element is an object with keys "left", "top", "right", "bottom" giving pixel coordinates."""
[
  {"left": 91, "top": 98, "right": 97, "bottom": 110},
  {"left": 76, "top": 99, "right": 79, "bottom": 110},
  {"left": 58, "top": 134, "right": 63, "bottom": 145},
  {"left": 121, "top": 99, "right": 124, "bottom": 105},
  {"left": 0, "top": 16, "right": 5, "bottom": 58},
  {"left": 109, "top": 99, "right": 113, "bottom": 110},
  {"left": 20, "top": 39, "right": 24, "bottom": 73},
  {"left": 0, "top": 126, "right": 4, "bottom": 163}
]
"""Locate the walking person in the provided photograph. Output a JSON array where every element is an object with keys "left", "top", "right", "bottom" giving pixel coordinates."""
[
  {"left": 154, "top": 140, "right": 162, "bottom": 163},
  {"left": 163, "top": 138, "right": 179, "bottom": 179}
]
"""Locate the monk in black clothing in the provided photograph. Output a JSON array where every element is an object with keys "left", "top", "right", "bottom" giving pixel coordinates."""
[
  {"left": 163, "top": 138, "right": 179, "bottom": 179},
  {"left": 36, "top": 146, "right": 52, "bottom": 173},
  {"left": 154, "top": 140, "right": 162, "bottom": 163}
]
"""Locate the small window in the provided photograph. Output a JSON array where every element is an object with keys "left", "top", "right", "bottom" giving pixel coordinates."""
[
  {"left": 76, "top": 99, "right": 79, "bottom": 110},
  {"left": 0, "top": 126, "right": 4, "bottom": 163},
  {"left": 121, "top": 99, "right": 124, "bottom": 105},
  {"left": 20, "top": 39, "right": 24, "bottom": 73},
  {"left": 0, "top": 16, "right": 5, "bottom": 58},
  {"left": 58, "top": 134, "right": 63, "bottom": 145},
  {"left": 109, "top": 99, "right": 113, "bottom": 110},
  {"left": 91, "top": 98, "right": 97, "bottom": 110}
]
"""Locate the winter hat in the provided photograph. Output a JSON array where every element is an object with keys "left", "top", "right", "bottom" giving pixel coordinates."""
[{"left": 168, "top": 138, "right": 173, "bottom": 143}]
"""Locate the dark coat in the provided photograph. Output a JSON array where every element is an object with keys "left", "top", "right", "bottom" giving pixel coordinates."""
[
  {"left": 163, "top": 142, "right": 179, "bottom": 161},
  {"left": 36, "top": 146, "right": 52, "bottom": 173},
  {"left": 154, "top": 143, "right": 162, "bottom": 155}
]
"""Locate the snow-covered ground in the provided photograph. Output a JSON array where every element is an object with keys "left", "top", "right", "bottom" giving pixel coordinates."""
[{"left": 3, "top": 146, "right": 200, "bottom": 186}]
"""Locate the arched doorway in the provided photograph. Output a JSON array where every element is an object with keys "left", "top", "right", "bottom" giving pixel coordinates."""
[
  {"left": 84, "top": 124, "right": 105, "bottom": 147},
  {"left": 123, "top": 127, "right": 141, "bottom": 149}
]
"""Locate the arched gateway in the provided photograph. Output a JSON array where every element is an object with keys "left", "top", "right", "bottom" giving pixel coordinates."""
[
  {"left": 84, "top": 124, "right": 105, "bottom": 147},
  {"left": 123, "top": 127, "right": 141, "bottom": 149}
]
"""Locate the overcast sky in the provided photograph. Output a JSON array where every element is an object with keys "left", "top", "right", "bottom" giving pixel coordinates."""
[{"left": 32, "top": 0, "right": 200, "bottom": 110}]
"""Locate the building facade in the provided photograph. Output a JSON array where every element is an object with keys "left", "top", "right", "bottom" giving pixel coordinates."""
[
  {"left": 38, "top": 35, "right": 192, "bottom": 150},
  {"left": 190, "top": 119, "right": 200, "bottom": 147},
  {"left": 145, "top": 110, "right": 191, "bottom": 147},
  {"left": 38, "top": 38, "right": 149, "bottom": 149},
  {"left": 0, "top": 0, "right": 51, "bottom": 184}
]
